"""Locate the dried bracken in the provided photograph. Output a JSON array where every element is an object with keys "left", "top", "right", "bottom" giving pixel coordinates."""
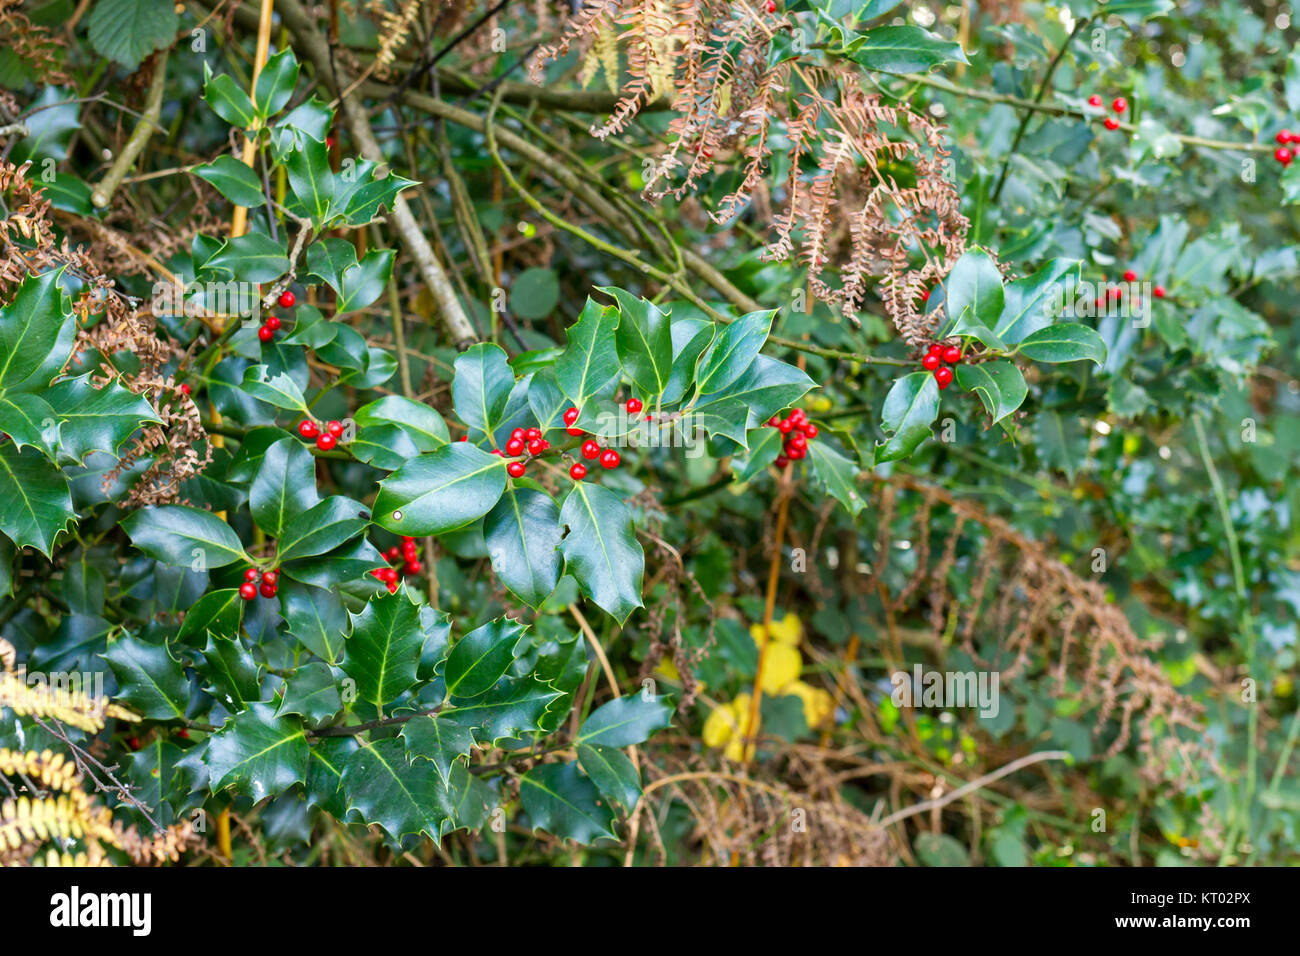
[{"left": 0, "top": 0, "right": 70, "bottom": 86}]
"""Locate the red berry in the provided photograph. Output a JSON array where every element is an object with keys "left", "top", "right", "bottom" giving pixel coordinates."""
[
  {"left": 928, "top": 342, "right": 943, "bottom": 354},
  {"left": 405, "top": 560, "right": 422, "bottom": 575},
  {"left": 786, "top": 444, "right": 805, "bottom": 460},
  {"left": 935, "top": 367, "right": 954, "bottom": 389},
  {"left": 370, "top": 568, "right": 386, "bottom": 580},
  {"left": 525, "top": 427, "right": 541, "bottom": 441},
  {"left": 1277, "top": 129, "right": 1294, "bottom": 145},
  {"left": 505, "top": 438, "right": 525, "bottom": 456},
  {"left": 386, "top": 546, "right": 401, "bottom": 561},
  {"left": 491, "top": 448, "right": 504, "bottom": 456},
  {"left": 786, "top": 432, "right": 807, "bottom": 452},
  {"left": 511, "top": 428, "right": 525, "bottom": 441},
  {"left": 244, "top": 568, "right": 259, "bottom": 582},
  {"left": 179, "top": 383, "right": 191, "bottom": 396},
  {"left": 566, "top": 427, "right": 584, "bottom": 436},
  {"left": 922, "top": 353, "right": 941, "bottom": 371},
  {"left": 570, "top": 462, "right": 587, "bottom": 480},
  {"left": 278, "top": 290, "right": 296, "bottom": 308},
  {"left": 789, "top": 408, "right": 806, "bottom": 425},
  {"left": 803, "top": 423, "right": 818, "bottom": 439},
  {"left": 563, "top": 407, "right": 580, "bottom": 425},
  {"left": 128, "top": 736, "right": 141, "bottom": 750},
  {"left": 507, "top": 460, "right": 526, "bottom": 478},
  {"left": 266, "top": 314, "right": 281, "bottom": 331},
  {"left": 1153, "top": 285, "right": 1166, "bottom": 299},
  {"left": 458, "top": 435, "right": 468, "bottom": 442},
  {"left": 326, "top": 135, "right": 335, "bottom": 149},
  {"left": 767, "top": 415, "right": 781, "bottom": 427},
  {"left": 317, "top": 433, "right": 337, "bottom": 451},
  {"left": 327, "top": 420, "right": 344, "bottom": 437},
  {"left": 1088, "top": 94, "right": 1102, "bottom": 107},
  {"left": 1111, "top": 97, "right": 1127, "bottom": 114},
  {"left": 920, "top": 290, "right": 930, "bottom": 302},
  {"left": 239, "top": 583, "right": 257, "bottom": 600},
  {"left": 528, "top": 438, "right": 545, "bottom": 455},
  {"left": 778, "top": 418, "right": 794, "bottom": 434},
  {"left": 1275, "top": 147, "right": 1293, "bottom": 165},
  {"left": 599, "top": 449, "right": 620, "bottom": 469},
  {"left": 774, "top": 455, "right": 789, "bottom": 469},
  {"left": 261, "top": 570, "right": 278, "bottom": 586},
  {"left": 581, "top": 440, "right": 601, "bottom": 460},
  {"left": 941, "top": 345, "right": 961, "bottom": 365},
  {"left": 259, "top": 583, "right": 277, "bottom": 598},
  {"left": 386, "top": 580, "right": 398, "bottom": 593},
  {"left": 626, "top": 397, "right": 643, "bottom": 414},
  {"left": 1104, "top": 117, "right": 1120, "bottom": 130},
  {"left": 258, "top": 325, "right": 274, "bottom": 342},
  {"left": 382, "top": 567, "right": 399, "bottom": 583},
  {"left": 765, "top": 0, "right": 776, "bottom": 12},
  {"left": 298, "top": 420, "right": 319, "bottom": 439}
]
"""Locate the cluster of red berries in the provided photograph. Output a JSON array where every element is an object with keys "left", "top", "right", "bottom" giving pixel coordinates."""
[
  {"left": 298, "top": 418, "right": 345, "bottom": 451},
  {"left": 1088, "top": 94, "right": 1127, "bottom": 131},
  {"left": 239, "top": 567, "right": 279, "bottom": 601},
  {"left": 258, "top": 290, "right": 296, "bottom": 343},
  {"left": 370, "top": 536, "right": 422, "bottom": 592},
  {"left": 1102, "top": 268, "right": 1166, "bottom": 303},
  {"left": 476, "top": 425, "right": 555, "bottom": 479},
  {"left": 763, "top": 407, "right": 818, "bottom": 469},
  {"left": 920, "top": 342, "right": 962, "bottom": 389},
  {"left": 1275, "top": 129, "right": 1297, "bottom": 165}
]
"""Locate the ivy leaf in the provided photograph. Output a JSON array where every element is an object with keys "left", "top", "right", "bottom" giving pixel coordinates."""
[
  {"left": 355, "top": 395, "right": 449, "bottom": 451},
  {"left": 205, "top": 232, "right": 289, "bottom": 283},
  {"left": 519, "top": 762, "right": 617, "bottom": 844},
  {"left": 87, "top": 0, "right": 178, "bottom": 70},
  {"left": 274, "top": 661, "right": 342, "bottom": 725},
  {"left": 342, "top": 591, "right": 427, "bottom": 707},
  {"left": 252, "top": 48, "right": 299, "bottom": 119},
  {"left": 945, "top": 249, "right": 1004, "bottom": 332},
  {"left": 0, "top": 444, "right": 74, "bottom": 556},
  {"left": 240, "top": 364, "right": 311, "bottom": 416},
  {"left": 555, "top": 297, "right": 621, "bottom": 411},
  {"left": 250, "top": 436, "right": 321, "bottom": 538},
  {"left": 280, "top": 581, "right": 348, "bottom": 663},
  {"left": 195, "top": 156, "right": 265, "bottom": 208},
  {"left": 1017, "top": 324, "right": 1107, "bottom": 366},
  {"left": 43, "top": 374, "right": 162, "bottom": 464},
  {"left": 176, "top": 587, "right": 244, "bottom": 646},
  {"left": 484, "top": 487, "right": 563, "bottom": 609},
  {"left": 559, "top": 483, "right": 644, "bottom": 625},
  {"left": 605, "top": 287, "right": 673, "bottom": 398},
  {"left": 341, "top": 737, "right": 457, "bottom": 842},
  {"left": 577, "top": 743, "right": 641, "bottom": 808},
  {"left": 276, "top": 496, "right": 368, "bottom": 565},
  {"left": 807, "top": 441, "right": 867, "bottom": 515},
  {"left": 693, "top": 309, "right": 775, "bottom": 398},
  {"left": 444, "top": 618, "right": 526, "bottom": 699},
  {"left": 305, "top": 238, "right": 394, "bottom": 313},
  {"left": 995, "top": 258, "right": 1079, "bottom": 344},
  {"left": 0, "top": 270, "right": 72, "bottom": 391},
  {"left": 955, "top": 360, "right": 1028, "bottom": 425},
  {"left": 373, "top": 443, "right": 508, "bottom": 536},
  {"left": 201, "top": 634, "right": 262, "bottom": 712},
  {"left": 842, "top": 24, "right": 968, "bottom": 74},
  {"left": 452, "top": 343, "right": 515, "bottom": 440},
  {"left": 207, "top": 702, "right": 310, "bottom": 800},
  {"left": 874, "top": 372, "right": 941, "bottom": 466},
  {"left": 120, "top": 505, "right": 249, "bottom": 569},
  {"left": 101, "top": 634, "right": 189, "bottom": 721},
  {"left": 443, "top": 675, "right": 563, "bottom": 745},
  {"left": 400, "top": 715, "right": 476, "bottom": 787},
  {"left": 576, "top": 694, "right": 673, "bottom": 747}
]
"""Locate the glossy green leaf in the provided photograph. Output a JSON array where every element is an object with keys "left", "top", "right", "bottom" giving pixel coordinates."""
[
  {"left": 0, "top": 270, "right": 72, "bottom": 391},
  {"left": 240, "top": 364, "right": 311, "bottom": 415},
  {"left": 373, "top": 443, "right": 508, "bottom": 535},
  {"left": 280, "top": 580, "right": 349, "bottom": 662},
  {"left": 250, "top": 436, "right": 321, "bottom": 538},
  {"left": 443, "top": 675, "right": 563, "bottom": 745},
  {"left": 354, "top": 395, "right": 449, "bottom": 451},
  {"left": 0, "top": 392, "right": 58, "bottom": 458},
  {"left": 0, "top": 444, "right": 74, "bottom": 556},
  {"left": 444, "top": 618, "right": 525, "bottom": 699},
  {"left": 693, "top": 309, "right": 775, "bottom": 397},
  {"left": 43, "top": 374, "right": 161, "bottom": 464},
  {"left": 195, "top": 155, "right": 266, "bottom": 208},
  {"left": 995, "top": 258, "right": 1079, "bottom": 344},
  {"left": 484, "top": 487, "right": 563, "bottom": 609},
  {"left": 558, "top": 483, "right": 644, "bottom": 625},
  {"left": 205, "top": 232, "right": 289, "bottom": 283},
  {"left": 1016, "top": 323, "right": 1107, "bottom": 366},
  {"left": 401, "top": 715, "right": 476, "bottom": 787},
  {"left": 253, "top": 48, "right": 299, "bottom": 118},
  {"left": 955, "top": 360, "right": 1028, "bottom": 424},
  {"left": 519, "top": 762, "right": 617, "bottom": 844},
  {"left": 276, "top": 496, "right": 368, "bottom": 564},
  {"left": 605, "top": 287, "right": 673, "bottom": 397},
  {"left": 341, "top": 737, "right": 456, "bottom": 841},
  {"left": 120, "top": 504, "right": 249, "bottom": 569},
  {"left": 577, "top": 743, "right": 641, "bottom": 808},
  {"left": 874, "top": 372, "right": 940, "bottom": 466},
  {"left": 807, "top": 441, "right": 866, "bottom": 515},
  {"left": 87, "top": 0, "right": 178, "bottom": 69},
  {"left": 305, "top": 238, "right": 394, "bottom": 313},
  {"left": 576, "top": 693, "right": 673, "bottom": 747},
  {"left": 275, "top": 661, "right": 342, "bottom": 724},
  {"left": 101, "top": 634, "right": 189, "bottom": 721},
  {"left": 452, "top": 343, "right": 515, "bottom": 439},
  {"left": 207, "top": 702, "right": 310, "bottom": 799},
  {"left": 176, "top": 587, "right": 244, "bottom": 645},
  {"left": 342, "top": 591, "right": 427, "bottom": 707},
  {"left": 842, "top": 24, "right": 968, "bottom": 74},
  {"left": 202, "top": 634, "right": 262, "bottom": 712},
  {"left": 945, "top": 249, "right": 1004, "bottom": 332},
  {"left": 555, "top": 297, "right": 621, "bottom": 411}
]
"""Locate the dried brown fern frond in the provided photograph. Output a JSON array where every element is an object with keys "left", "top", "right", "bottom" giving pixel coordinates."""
[
  {"left": 0, "top": 0, "right": 70, "bottom": 85},
  {"left": 865, "top": 474, "right": 1210, "bottom": 786}
]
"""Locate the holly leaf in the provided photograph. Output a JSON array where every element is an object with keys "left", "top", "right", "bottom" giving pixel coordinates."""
[
  {"left": 100, "top": 634, "right": 189, "bottom": 721},
  {"left": 663, "top": 319, "right": 715, "bottom": 406},
  {"left": 354, "top": 395, "right": 449, "bottom": 451},
  {"left": 341, "top": 737, "right": 456, "bottom": 842},
  {"left": 555, "top": 297, "right": 621, "bottom": 411},
  {"left": 400, "top": 715, "right": 476, "bottom": 787},
  {"left": 995, "top": 258, "right": 1079, "bottom": 344},
  {"left": 484, "top": 487, "right": 563, "bottom": 609},
  {"left": 1016, "top": 324, "right": 1107, "bottom": 366},
  {"left": 734, "top": 425, "right": 785, "bottom": 483},
  {"left": 841, "top": 24, "right": 968, "bottom": 74},
  {"left": 0, "top": 392, "right": 58, "bottom": 458},
  {"left": 205, "top": 232, "right": 290, "bottom": 283},
  {"left": 240, "top": 365, "right": 311, "bottom": 416},
  {"left": 452, "top": 343, "right": 515, "bottom": 440},
  {"left": 305, "top": 736, "right": 356, "bottom": 818},
  {"left": 577, "top": 743, "right": 641, "bottom": 808},
  {"left": 280, "top": 580, "right": 349, "bottom": 663},
  {"left": 444, "top": 618, "right": 526, "bottom": 699},
  {"left": 372, "top": 443, "right": 508, "bottom": 535},
  {"left": 252, "top": 48, "right": 299, "bottom": 119},
  {"left": 176, "top": 587, "right": 244, "bottom": 645},
  {"left": 206, "top": 702, "right": 310, "bottom": 800},
  {"left": 874, "top": 372, "right": 940, "bottom": 466},
  {"left": 275, "top": 496, "right": 368, "bottom": 564},
  {"left": 274, "top": 661, "right": 342, "bottom": 724},
  {"left": 576, "top": 694, "right": 673, "bottom": 747},
  {"left": 807, "top": 441, "right": 867, "bottom": 515},
  {"left": 341, "top": 591, "right": 427, "bottom": 707},
  {"left": 443, "top": 675, "right": 563, "bottom": 745},
  {"left": 693, "top": 309, "right": 775, "bottom": 398},
  {"left": 955, "top": 360, "right": 1028, "bottom": 425},
  {"left": 120, "top": 505, "right": 249, "bottom": 569},
  {"left": 305, "top": 238, "right": 394, "bottom": 313},
  {"left": 0, "top": 444, "right": 74, "bottom": 556},
  {"left": 201, "top": 634, "right": 262, "bottom": 712},
  {"left": 195, "top": 155, "right": 266, "bottom": 208},
  {"left": 558, "top": 483, "right": 644, "bottom": 625},
  {"left": 43, "top": 374, "right": 161, "bottom": 464},
  {"left": 604, "top": 287, "right": 673, "bottom": 398},
  {"left": 0, "top": 270, "right": 72, "bottom": 391},
  {"left": 350, "top": 424, "right": 421, "bottom": 470},
  {"left": 519, "top": 762, "right": 617, "bottom": 844},
  {"left": 945, "top": 248, "right": 1004, "bottom": 332},
  {"left": 250, "top": 436, "right": 321, "bottom": 538}
]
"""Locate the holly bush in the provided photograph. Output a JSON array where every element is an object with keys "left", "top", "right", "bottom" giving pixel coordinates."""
[{"left": 0, "top": 0, "right": 1296, "bottom": 867}]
